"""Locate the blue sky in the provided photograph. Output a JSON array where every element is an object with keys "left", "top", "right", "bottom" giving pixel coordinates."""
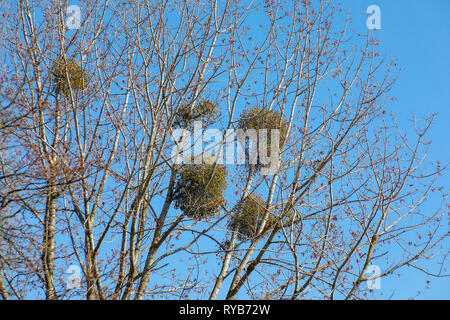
[{"left": 342, "top": 0, "right": 449, "bottom": 299}]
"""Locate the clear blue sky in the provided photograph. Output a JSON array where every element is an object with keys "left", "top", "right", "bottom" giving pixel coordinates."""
[{"left": 343, "top": 0, "right": 449, "bottom": 299}]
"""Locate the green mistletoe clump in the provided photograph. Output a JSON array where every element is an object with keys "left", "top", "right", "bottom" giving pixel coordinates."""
[
  {"left": 173, "top": 162, "right": 227, "bottom": 220},
  {"left": 238, "top": 106, "right": 288, "bottom": 172},
  {"left": 238, "top": 106, "right": 288, "bottom": 147},
  {"left": 229, "top": 194, "right": 278, "bottom": 241},
  {"left": 173, "top": 99, "right": 220, "bottom": 128},
  {"left": 51, "top": 56, "right": 89, "bottom": 96}
]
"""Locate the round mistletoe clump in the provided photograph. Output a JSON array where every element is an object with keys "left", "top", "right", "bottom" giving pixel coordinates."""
[
  {"left": 229, "top": 194, "right": 278, "bottom": 241},
  {"left": 173, "top": 162, "right": 227, "bottom": 220},
  {"left": 51, "top": 56, "right": 89, "bottom": 96},
  {"left": 173, "top": 99, "right": 220, "bottom": 128},
  {"left": 238, "top": 107, "right": 288, "bottom": 171}
]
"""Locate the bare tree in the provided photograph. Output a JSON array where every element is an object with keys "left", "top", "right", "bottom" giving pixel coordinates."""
[{"left": 0, "top": 0, "right": 447, "bottom": 300}]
